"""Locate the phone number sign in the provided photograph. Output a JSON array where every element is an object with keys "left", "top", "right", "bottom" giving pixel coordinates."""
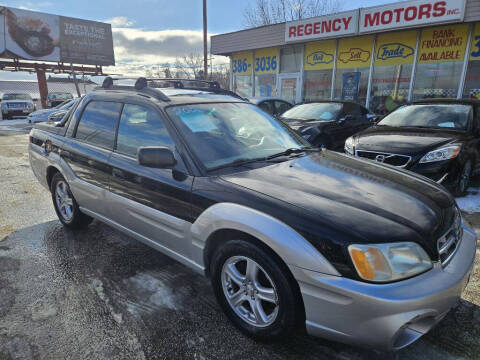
[
  {"left": 254, "top": 48, "right": 278, "bottom": 74},
  {"left": 232, "top": 51, "right": 253, "bottom": 75}
]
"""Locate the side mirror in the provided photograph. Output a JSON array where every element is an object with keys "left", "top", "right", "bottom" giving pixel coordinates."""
[{"left": 137, "top": 146, "right": 176, "bottom": 169}]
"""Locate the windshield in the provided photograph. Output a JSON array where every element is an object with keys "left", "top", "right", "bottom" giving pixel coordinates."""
[
  {"left": 281, "top": 103, "right": 342, "bottom": 121},
  {"left": 2, "top": 93, "right": 31, "bottom": 101},
  {"left": 48, "top": 93, "right": 73, "bottom": 100},
  {"left": 378, "top": 104, "right": 472, "bottom": 130},
  {"left": 166, "top": 103, "right": 308, "bottom": 170}
]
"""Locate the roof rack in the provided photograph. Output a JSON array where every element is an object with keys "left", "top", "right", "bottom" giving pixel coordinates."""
[{"left": 99, "top": 76, "right": 245, "bottom": 101}]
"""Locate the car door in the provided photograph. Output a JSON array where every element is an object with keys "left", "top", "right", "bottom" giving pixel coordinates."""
[
  {"left": 325, "top": 103, "right": 356, "bottom": 149},
  {"left": 107, "top": 102, "right": 194, "bottom": 255},
  {"left": 61, "top": 99, "right": 121, "bottom": 218}
]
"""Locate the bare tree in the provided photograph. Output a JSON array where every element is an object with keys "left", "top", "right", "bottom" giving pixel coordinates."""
[
  {"left": 174, "top": 53, "right": 204, "bottom": 79},
  {"left": 243, "top": 0, "right": 341, "bottom": 28},
  {"left": 210, "top": 64, "right": 230, "bottom": 89}
]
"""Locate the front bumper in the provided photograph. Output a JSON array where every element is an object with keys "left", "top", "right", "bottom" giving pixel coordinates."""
[
  {"left": 410, "top": 159, "right": 461, "bottom": 187},
  {"left": 2, "top": 109, "right": 33, "bottom": 117},
  {"left": 290, "top": 223, "right": 477, "bottom": 351}
]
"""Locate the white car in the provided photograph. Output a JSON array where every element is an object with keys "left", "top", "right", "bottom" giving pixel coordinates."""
[{"left": 1, "top": 93, "right": 35, "bottom": 119}]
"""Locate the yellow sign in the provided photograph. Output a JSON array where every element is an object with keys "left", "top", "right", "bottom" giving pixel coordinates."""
[
  {"left": 374, "top": 30, "right": 417, "bottom": 66},
  {"left": 470, "top": 23, "right": 480, "bottom": 61},
  {"left": 304, "top": 40, "right": 336, "bottom": 71},
  {"left": 232, "top": 51, "right": 253, "bottom": 75},
  {"left": 418, "top": 24, "right": 469, "bottom": 64},
  {"left": 254, "top": 48, "right": 278, "bottom": 74},
  {"left": 337, "top": 36, "right": 373, "bottom": 69}
]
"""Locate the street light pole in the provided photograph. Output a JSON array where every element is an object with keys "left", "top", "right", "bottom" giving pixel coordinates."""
[{"left": 203, "top": 0, "right": 208, "bottom": 80}]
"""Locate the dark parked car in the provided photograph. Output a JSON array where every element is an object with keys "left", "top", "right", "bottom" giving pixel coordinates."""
[
  {"left": 46, "top": 92, "right": 73, "bottom": 108},
  {"left": 346, "top": 99, "right": 480, "bottom": 196},
  {"left": 28, "top": 78, "right": 476, "bottom": 351},
  {"left": 280, "top": 101, "right": 375, "bottom": 150},
  {"left": 249, "top": 97, "right": 293, "bottom": 118}
]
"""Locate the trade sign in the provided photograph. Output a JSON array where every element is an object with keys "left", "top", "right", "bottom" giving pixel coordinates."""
[
  {"left": 337, "top": 36, "right": 374, "bottom": 69},
  {"left": 232, "top": 51, "right": 253, "bottom": 75},
  {"left": 418, "top": 24, "right": 469, "bottom": 63},
  {"left": 0, "top": 6, "right": 115, "bottom": 65},
  {"left": 374, "top": 30, "right": 417, "bottom": 66},
  {"left": 285, "top": 10, "right": 358, "bottom": 42},
  {"left": 360, "top": 0, "right": 466, "bottom": 33},
  {"left": 470, "top": 23, "right": 480, "bottom": 61},
  {"left": 304, "top": 40, "right": 336, "bottom": 70},
  {"left": 254, "top": 48, "right": 277, "bottom": 74}
]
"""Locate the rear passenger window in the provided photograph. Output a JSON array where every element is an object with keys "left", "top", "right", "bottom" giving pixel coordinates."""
[
  {"left": 116, "top": 104, "right": 174, "bottom": 157},
  {"left": 75, "top": 101, "right": 121, "bottom": 149}
]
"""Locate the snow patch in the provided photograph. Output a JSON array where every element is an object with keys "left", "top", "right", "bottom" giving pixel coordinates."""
[{"left": 456, "top": 187, "right": 480, "bottom": 214}]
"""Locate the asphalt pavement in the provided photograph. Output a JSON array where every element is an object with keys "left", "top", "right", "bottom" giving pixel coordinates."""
[{"left": 1, "top": 121, "right": 480, "bottom": 360}]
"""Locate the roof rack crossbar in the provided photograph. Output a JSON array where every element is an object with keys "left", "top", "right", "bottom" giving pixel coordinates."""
[{"left": 99, "top": 76, "right": 244, "bottom": 101}]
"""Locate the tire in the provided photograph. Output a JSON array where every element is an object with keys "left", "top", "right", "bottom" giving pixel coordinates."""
[
  {"left": 210, "top": 239, "right": 301, "bottom": 340},
  {"left": 453, "top": 160, "right": 472, "bottom": 197},
  {"left": 50, "top": 173, "right": 93, "bottom": 229}
]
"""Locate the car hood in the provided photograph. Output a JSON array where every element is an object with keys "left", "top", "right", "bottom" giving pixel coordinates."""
[
  {"left": 221, "top": 151, "right": 454, "bottom": 255},
  {"left": 29, "top": 109, "right": 53, "bottom": 117},
  {"left": 353, "top": 126, "right": 464, "bottom": 155}
]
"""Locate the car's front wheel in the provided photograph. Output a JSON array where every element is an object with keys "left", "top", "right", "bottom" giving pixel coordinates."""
[
  {"left": 453, "top": 160, "right": 472, "bottom": 197},
  {"left": 211, "top": 239, "right": 302, "bottom": 340},
  {"left": 51, "top": 173, "right": 92, "bottom": 229}
]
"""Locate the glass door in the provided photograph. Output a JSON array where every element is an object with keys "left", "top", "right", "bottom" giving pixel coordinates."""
[{"left": 278, "top": 74, "right": 301, "bottom": 104}]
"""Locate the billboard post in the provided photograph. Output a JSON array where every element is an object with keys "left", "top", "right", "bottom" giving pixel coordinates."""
[{"left": 36, "top": 68, "right": 48, "bottom": 109}]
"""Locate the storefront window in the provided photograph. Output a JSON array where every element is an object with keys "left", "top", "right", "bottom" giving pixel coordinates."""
[
  {"left": 232, "top": 50, "right": 253, "bottom": 97},
  {"left": 463, "top": 23, "right": 480, "bottom": 99},
  {"left": 234, "top": 75, "right": 253, "bottom": 98},
  {"left": 413, "top": 24, "right": 469, "bottom": 100},
  {"left": 280, "top": 45, "right": 303, "bottom": 73},
  {"left": 334, "top": 36, "right": 374, "bottom": 105},
  {"left": 303, "top": 40, "right": 335, "bottom": 101},
  {"left": 254, "top": 48, "right": 278, "bottom": 97},
  {"left": 369, "top": 31, "right": 417, "bottom": 114},
  {"left": 255, "top": 74, "right": 276, "bottom": 97}
]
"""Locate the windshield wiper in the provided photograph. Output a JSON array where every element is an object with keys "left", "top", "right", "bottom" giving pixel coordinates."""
[
  {"left": 207, "top": 157, "right": 270, "bottom": 172},
  {"left": 266, "top": 147, "right": 318, "bottom": 160}
]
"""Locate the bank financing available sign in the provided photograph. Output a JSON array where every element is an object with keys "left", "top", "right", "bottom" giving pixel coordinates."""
[{"left": 0, "top": 7, "right": 114, "bottom": 65}]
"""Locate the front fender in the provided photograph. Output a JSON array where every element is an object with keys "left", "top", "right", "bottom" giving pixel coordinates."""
[{"left": 190, "top": 202, "right": 340, "bottom": 276}]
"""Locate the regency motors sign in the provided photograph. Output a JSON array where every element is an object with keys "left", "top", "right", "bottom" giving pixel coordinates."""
[
  {"left": 0, "top": 6, "right": 114, "bottom": 66},
  {"left": 284, "top": 0, "right": 466, "bottom": 42},
  {"left": 285, "top": 10, "right": 358, "bottom": 42},
  {"left": 359, "top": 0, "right": 466, "bottom": 33}
]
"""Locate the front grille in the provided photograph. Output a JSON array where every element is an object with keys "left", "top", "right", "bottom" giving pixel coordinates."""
[
  {"left": 355, "top": 150, "right": 411, "bottom": 168},
  {"left": 437, "top": 209, "right": 462, "bottom": 266},
  {"left": 7, "top": 102, "right": 26, "bottom": 109}
]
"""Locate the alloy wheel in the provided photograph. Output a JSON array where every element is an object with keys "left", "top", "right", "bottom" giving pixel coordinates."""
[
  {"left": 55, "top": 180, "right": 74, "bottom": 222},
  {"left": 221, "top": 256, "right": 279, "bottom": 327}
]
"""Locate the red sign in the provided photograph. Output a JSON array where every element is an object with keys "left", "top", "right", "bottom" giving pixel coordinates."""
[
  {"left": 359, "top": 0, "right": 466, "bottom": 33},
  {"left": 285, "top": 10, "right": 358, "bottom": 42}
]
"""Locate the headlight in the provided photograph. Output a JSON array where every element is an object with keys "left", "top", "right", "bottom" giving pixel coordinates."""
[
  {"left": 348, "top": 242, "right": 432, "bottom": 282},
  {"left": 344, "top": 137, "right": 354, "bottom": 155},
  {"left": 419, "top": 145, "right": 460, "bottom": 163}
]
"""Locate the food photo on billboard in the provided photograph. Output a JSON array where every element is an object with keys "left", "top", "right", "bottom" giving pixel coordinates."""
[{"left": 4, "top": 7, "right": 60, "bottom": 61}]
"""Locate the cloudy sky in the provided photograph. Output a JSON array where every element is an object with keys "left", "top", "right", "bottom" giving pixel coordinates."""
[{"left": 1, "top": 0, "right": 398, "bottom": 81}]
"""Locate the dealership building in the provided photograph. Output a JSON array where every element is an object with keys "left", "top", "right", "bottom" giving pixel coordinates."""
[{"left": 211, "top": 0, "right": 480, "bottom": 114}]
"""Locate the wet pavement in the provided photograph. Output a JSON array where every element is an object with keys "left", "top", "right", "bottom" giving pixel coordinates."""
[{"left": 1, "top": 124, "right": 480, "bottom": 360}]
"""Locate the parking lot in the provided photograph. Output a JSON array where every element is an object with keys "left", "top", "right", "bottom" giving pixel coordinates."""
[{"left": 0, "top": 121, "right": 480, "bottom": 360}]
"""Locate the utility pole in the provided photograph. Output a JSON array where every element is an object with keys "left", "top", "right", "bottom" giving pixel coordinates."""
[{"left": 203, "top": 0, "right": 208, "bottom": 80}]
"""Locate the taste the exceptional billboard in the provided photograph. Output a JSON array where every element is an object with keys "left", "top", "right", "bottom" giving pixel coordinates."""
[{"left": 0, "top": 6, "right": 115, "bottom": 66}]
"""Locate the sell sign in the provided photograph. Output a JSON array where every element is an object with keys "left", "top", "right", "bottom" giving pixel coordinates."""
[
  {"left": 360, "top": 0, "right": 466, "bottom": 33},
  {"left": 336, "top": 36, "right": 374, "bottom": 69},
  {"left": 285, "top": 10, "right": 358, "bottom": 42}
]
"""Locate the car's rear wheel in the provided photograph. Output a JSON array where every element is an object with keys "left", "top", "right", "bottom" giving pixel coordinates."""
[
  {"left": 211, "top": 239, "right": 301, "bottom": 340},
  {"left": 453, "top": 160, "right": 472, "bottom": 197},
  {"left": 51, "top": 173, "right": 92, "bottom": 229}
]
